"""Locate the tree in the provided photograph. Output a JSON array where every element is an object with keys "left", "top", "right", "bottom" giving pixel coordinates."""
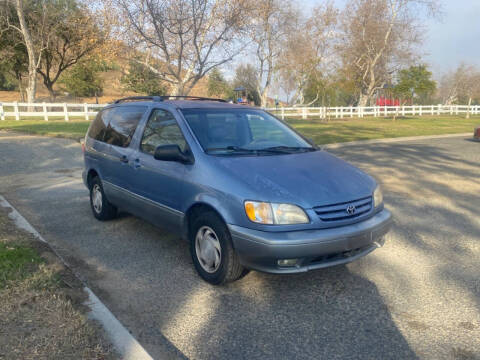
[
  {"left": 105, "top": 0, "right": 249, "bottom": 96},
  {"left": 59, "top": 58, "right": 105, "bottom": 100},
  {"left": 232, "top": 64, "right": 261, "bottom": 105},
  {"left": 248, "top": 0, "right": 296, "bottom": 107},
  {"left": 1, "top": 0, "right": 46, "bottom": 103},
  {"left": 0, "top": 23, "right": 28, "bottom": 94},
  {"left": 394, "top": 65, "right": 436, "bottom": 104},
  {"left": 339, "top": 0, "right": 439, "bottom": 106},
  {"left": 207, "top": 68, "right": 231, "bottom": 99},
  {"left": 439, "top": 64, "right": 480, "bottom": 118},
  {"left": 279, "top": 3, "right": 337, "bottom": 106},
  {"left": 1, "top": 0, "right": 100, "bottom": 102},
  {"left": 36, "top": 0, "right": 103, "bottom": 100},
  {"left": 121, "top": 61, "right": 167, "bottom": 96}
]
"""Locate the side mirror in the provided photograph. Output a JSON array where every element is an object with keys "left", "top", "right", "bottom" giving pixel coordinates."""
[{"left": 154, "top": 144, "right": 193, "bottom": 164}]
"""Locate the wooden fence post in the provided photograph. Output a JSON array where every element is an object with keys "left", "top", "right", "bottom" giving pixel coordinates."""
[
  {"left": 419, "top": 105, "right": 422, "bottom": 116},
  {"left": 63, "top": 103, "right": 69, "bottom": 121},
  {"left": 281, "top": 107, "right": 285, "bottom": 120},
  {"left": 43, "top": 102, "right": 48, "bottom": 121},
  {"left": 455, "top": 105, "right": 458, "bottom": 115},
  {"left": 350, "top": 106, "right": 353, "bottom": 118},
  {"left": 14, "top": 102, "right": 20, "bottom": 120},
  {"left": 302, "top": 107, "right": 307, "bottom": 119},
  {"left": 0, "top": 103, "right": 4, "bottom": 121},
  {"left": 384, "top": 106, "right": 387, "bottom": 117}
]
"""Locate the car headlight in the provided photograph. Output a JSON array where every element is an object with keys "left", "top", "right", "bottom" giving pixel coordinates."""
[
  {"left": 244, "top": 201, "right": 309, "bottom": 224},
  {"left": 373, "top": 185, "right": 383, "bottom": 208}
]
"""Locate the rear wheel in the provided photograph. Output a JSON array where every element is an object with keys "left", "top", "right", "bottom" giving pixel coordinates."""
[
  {"left": 190, "top": 211, "right": 247, "bottom": 285},
  {"left": 89, "top": 177, "right": 117, "bottom": 221}
]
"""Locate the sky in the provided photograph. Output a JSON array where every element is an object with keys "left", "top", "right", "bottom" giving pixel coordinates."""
[{"left": 302, "top": 0, "right": 480, "bottom": 79}]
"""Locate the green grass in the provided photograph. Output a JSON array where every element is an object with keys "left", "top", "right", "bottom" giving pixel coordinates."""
[
  {"left": 0, "top": 119, "right": 89, "bottom": 141},
  {"left": 0, "top": 242, "right": 43, "bottom": 289},
  {"left": 0, "top": 114, "right": 479, "bottom": 144},
  {"left": 286, "top": 115, "right": 480, "bottom": 144}
]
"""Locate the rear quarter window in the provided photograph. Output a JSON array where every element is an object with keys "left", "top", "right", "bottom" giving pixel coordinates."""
[
  {"left": 103, "top": 106, "right": 147, "bottom": 147},
  {"left": 87, "top": 108, "right": 111, "bottom": 141}
]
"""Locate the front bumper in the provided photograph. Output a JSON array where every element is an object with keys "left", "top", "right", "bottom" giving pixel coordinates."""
[{"left": 228, "top": 208, "right": 393, "bottom": 274}]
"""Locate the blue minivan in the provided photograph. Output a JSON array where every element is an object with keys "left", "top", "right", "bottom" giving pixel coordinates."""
[{"left": 83, "top": 96, "right": 392, "bottom": 284}]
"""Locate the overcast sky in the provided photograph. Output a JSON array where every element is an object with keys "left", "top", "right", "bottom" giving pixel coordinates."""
[{"left": 303, "top": 0, "right": 480, "bottom": 78}]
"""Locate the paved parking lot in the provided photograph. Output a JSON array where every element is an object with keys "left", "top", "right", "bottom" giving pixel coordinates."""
[{"left": 0, "top": 131, "right": 479, "bottom": 360}]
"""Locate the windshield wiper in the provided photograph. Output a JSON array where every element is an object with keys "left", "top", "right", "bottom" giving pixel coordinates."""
[
  {"left": 259, "top": 146, "right": 316, "bottom": 153},
  {"left": 205, "top": 146, "right": 258, "bottom": 154}
]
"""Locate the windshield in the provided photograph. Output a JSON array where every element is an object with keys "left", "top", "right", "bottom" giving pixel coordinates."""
[{"left": 181, "top": 109, "right": 315, "bottom": 155}]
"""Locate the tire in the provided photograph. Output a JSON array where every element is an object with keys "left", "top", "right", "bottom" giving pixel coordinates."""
[
  {"left": 89, "top": 177, "right": 117, "bottom": 221},
  {"left": 190, "top": 211, "right": 246, "bottom": 285}
]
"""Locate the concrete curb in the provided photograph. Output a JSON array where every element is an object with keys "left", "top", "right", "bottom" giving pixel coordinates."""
[
  {"left": 0, "top": 195, "right": 153, "bottom": 360},
  {"left": 323, "top": 132, "right": 472, "bottom": 149}
]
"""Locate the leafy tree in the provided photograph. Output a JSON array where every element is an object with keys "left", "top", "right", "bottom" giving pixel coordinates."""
[
  {"left": 207, "top": 68, "right": 231, "bottom": 98},
  {"left": 394, "top": 65, "right": 436, "bottom": 104},
  {"left": 59, "top": 58, "right": 106, "bottom": 99},
  {"left": 232, "top": 64, "right": 260, "bottom": 105},
  {"left": 37, "top": 0, "right": 103, "bottom": 100},
  {"left": 121, "top": 61, "right": 166, "bottom": 96}
]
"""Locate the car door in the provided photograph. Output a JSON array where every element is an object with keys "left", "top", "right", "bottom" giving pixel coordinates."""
[
  {"left": 100, "top": 105, "right": 147, "bottom": 204},
  {"left": 128, "top": 108, "right": 189, "bottom": 230}
]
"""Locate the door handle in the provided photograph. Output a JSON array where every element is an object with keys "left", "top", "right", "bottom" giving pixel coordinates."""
[{"left": 120, "top": 155, "right": 129, "bottom": 163}]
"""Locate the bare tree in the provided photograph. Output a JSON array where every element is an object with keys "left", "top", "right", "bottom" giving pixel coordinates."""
[
  {"left": 339, "top": 0, "right": 439, "bottom": 107},
  {"left": 37, "top": 3, "right": 102, "bottom": 100},
  {"left": 439, "top": 64, "right": 480, "bottom": 118},
  {"left": 248, "top": 0, "right": 296, "bottom": 107},
  {"left": 278, "top": 3, "right": 337, "bottom": 106},
  {"left": 105, "top": 0, "right": 249, "bottom": 96},
  {"left": 1, "top": 0, "right": 49, "bottom": 103}
]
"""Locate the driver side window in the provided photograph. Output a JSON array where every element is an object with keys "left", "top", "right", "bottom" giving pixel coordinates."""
[{"left": 140, "top": 109, "right": 187, "bottom": 155}]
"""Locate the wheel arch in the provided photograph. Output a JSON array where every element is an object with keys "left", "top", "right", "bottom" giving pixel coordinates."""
[
  {"left": 86, "top": 168, "right": 100, "bottom": 189},
  {"left": 182, "top": 202, "right": 229, "bottom": 242}
]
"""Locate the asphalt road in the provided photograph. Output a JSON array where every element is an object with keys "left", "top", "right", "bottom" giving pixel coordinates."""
[{"left": 0, "top": 131, "right": 479, "bottom": 360}]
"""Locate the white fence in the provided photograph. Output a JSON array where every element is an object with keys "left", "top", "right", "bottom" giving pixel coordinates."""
[
  {"left": 265, "top": 105, "right": 480, "bottom": 120},
  {"left": 0, "top": 101, "right": 479, "bottom": 121},
  {"left": 0, "top": 102, "right": 105, "bottom": 121}
]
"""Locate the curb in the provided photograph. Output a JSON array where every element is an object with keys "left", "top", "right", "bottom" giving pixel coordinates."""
[
  {"left": 323, "top": 132, "right": 472, "bottom": 149},
  {"left": 0, "top": 195, "right": 154, "bottom": 360}
]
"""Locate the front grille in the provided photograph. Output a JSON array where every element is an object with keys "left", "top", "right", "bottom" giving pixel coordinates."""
[{"left": 313, "top": 196, "right": 372, "bottom": 222}]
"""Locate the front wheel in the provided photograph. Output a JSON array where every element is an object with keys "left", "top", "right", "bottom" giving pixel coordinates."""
[
  {"left": 190, "top": 212, "right": 247, "bottom": 285},
  {"left": 89, "top": 177, "right": 117, "bottom": 221}
]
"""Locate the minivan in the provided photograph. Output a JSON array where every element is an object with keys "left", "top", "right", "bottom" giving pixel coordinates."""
[{"left": 83, "top": 96, "right": 392, "bottom": 284}]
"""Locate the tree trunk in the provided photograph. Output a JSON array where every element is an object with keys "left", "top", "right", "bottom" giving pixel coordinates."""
[
  {"left": 466, "top": 97, "right": 472, "bottom": 119},
  {"left": 25, "top": 68, "right": 37, "bottom": 104},
  {"left": 46, "top": 83, "right": 56, "bottom": 101},
  {"left": 15, "top": 0, "right": 38, "bottom": 107},
  {"left": 358, "top": 93, "right": 369, "bottom": 107}
]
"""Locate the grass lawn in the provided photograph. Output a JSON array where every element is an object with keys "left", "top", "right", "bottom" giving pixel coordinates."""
[
  {"left": 0, "top": 207, "right": 116, "bottom": 359},
  {"left": 0, "top": 114, "right": 479, "bottom": 144},
  {"left": 287, "top": 115, "right": 480, "bottom": 144},
  {"left": 0, "top": 119, "right": 89, "bottom": 141}
]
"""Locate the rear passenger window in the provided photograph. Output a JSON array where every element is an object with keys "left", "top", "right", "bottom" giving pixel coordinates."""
[
  {"left": 140, "top": 109, "right": 186, "bottom": 155},
  {"left": 103, "top": 106, "right": 147, "bottom": 147},
  {"left": 88, "top": 108, "right": 111, "bottom": 141}
]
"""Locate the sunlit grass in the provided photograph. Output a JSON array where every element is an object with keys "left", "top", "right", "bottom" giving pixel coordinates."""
[{"left": 0, "top": 114, "right": 478, "bottom": 144}]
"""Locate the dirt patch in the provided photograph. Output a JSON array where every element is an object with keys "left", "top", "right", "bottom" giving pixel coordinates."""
[{"left": 0, "top": 207, "right": 117, "bottom": 359}]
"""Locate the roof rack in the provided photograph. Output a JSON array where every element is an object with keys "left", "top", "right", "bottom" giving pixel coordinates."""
[{"left": 114, "top": 95, "right": 226, "bottom": 104}]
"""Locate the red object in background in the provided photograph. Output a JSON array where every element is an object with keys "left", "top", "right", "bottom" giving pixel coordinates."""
[
  {"left": 474, "top": 127, "right": 480, "bottom": 140},
  {"left": 375, "top": 97, "right": 400, "bottom": 106}
]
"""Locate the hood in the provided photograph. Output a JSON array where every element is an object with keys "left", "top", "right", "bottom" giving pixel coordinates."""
[{"left": 212, "top": 150, "right": 376, "bottom": 208}]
